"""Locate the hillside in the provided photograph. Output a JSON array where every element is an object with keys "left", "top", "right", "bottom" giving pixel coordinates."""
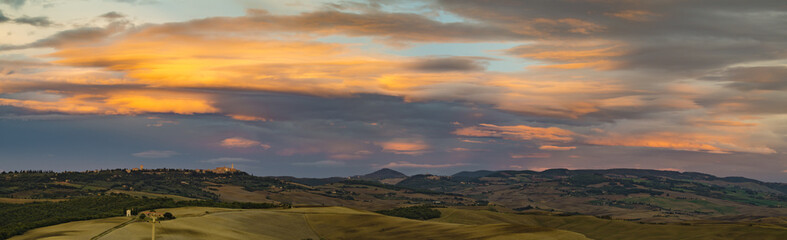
[
  {"left": 0, "top": 194, "right": 280, "bottom": 239},
  {"left": 395, "top": 169, "right": 787, "bottom": 222},
  {"left": 12, "top": 206, "right": 786, "bottom": 240},
  {"left": 1, "top": 167, "right": 786, "bottom": 238},
  {"left": 432, "top": 208, "right": 787, "bottom": 240},
  {"left": 10, "top": 207, "right": 589, "bottom": 240}
]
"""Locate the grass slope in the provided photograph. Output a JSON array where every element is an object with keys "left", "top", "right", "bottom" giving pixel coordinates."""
[
  {"left": 12, "top": 207, "right": 588, "bottom": 240},
  {"left": 304, "top": 209, "right": 586, "bottom": 240},
  {"left": 8, "top": 217, "right": 130, "bottom": 240},
  {"left": 433, "top": 208, "right": 787, "bottom": 240}
]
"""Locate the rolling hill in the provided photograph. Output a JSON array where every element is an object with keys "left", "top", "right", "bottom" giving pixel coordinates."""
[
  {"left": 11, "top": 206, "right": 786, "bottom": 240},
  {"left": 1, "top": 168, "right": 786, "bottom": 239}
]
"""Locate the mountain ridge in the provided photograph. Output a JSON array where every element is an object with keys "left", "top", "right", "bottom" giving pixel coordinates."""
[{"left": 2, "top": 167, "right": 785, "bottom": 224}]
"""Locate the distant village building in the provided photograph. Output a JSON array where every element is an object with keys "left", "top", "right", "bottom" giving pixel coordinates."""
[
  {"left": 128, "top": 165, "right": 145, "bottom": 173},
  {"left": 196, "top": 164, "right": 239, "bottom": 174},
  {"left": 126, "top": 209, "right": 132, "bottom": 217}
]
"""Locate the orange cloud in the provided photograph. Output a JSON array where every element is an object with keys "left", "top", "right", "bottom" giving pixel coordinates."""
[
  {"left": 510, "top": 153, "right": 551, "bottom": 159},
  {"left": 228, "top": 114, "right": 269, "bottom": 122},
  {"left": 376, "top": 140, "right": 430, "bottom": 155},
  {"left": 507, "top": 40, "right": 625, "bottom": 70},
  {"left": 487, "top": 74, "right": 628, "bottom": 118},
  {"left": 461, "top": 139, "right": 488, "bottom": 144},
  {"left": 691, "top": 119, "right": 757, "bottom": 127},
  {"left": 519, "top": 18, "right": 605, "bottom": 36},
  {"left": 0, "top": 96, "right": 103, "bottom": 114},
  {"left": 539, "top": 145, "right": 576, "bottom": 151},
  {"left": 104, "top": 94, "right": 217, "bottom": 115},
  {"left": 449, "top": 147, "right": 487, "bottom": 152},
  {"left": 586, "top": 132, "right": 776, "bottom": 154},
  {"left": 220, "top": 137, "right": 270, "bottom": 149},
  {"left": 19, "top": 14, "right": 637, "bottom": 120},
  {"left": 454, "top": 123, "right": 575, "bottom": 142},
  {"left": 0, "top": 91, "right": 217, "bottom": 115}
]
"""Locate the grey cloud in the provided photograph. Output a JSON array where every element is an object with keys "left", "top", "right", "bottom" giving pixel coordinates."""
[
  {"left": 13, "top": 16, "right": 53, "bottom": 27},
  {"left": 438, "top": 0, "right": 787, "bottom": 72},
  {"left": 0, "top": 58, "right": 51, "bottom": 75},
  {"left": 0, "top": 10, "right": 10, "bottom": 23},
  {"left": 613, "top": 39, "right": 787, "bottom": 72},
  {"left": 2, "top": 86, "right": 785, "bottom": 181},
  {"left": 407, "top": 56, "right": 488, "bottom": 72},
  {"left": 0, "top": 22, "right": 128, "bottom": 51},
  {"left": 699, "top": 90, "right": 787, "bottom": 115},
  {"left": 146, "top": 9, "right": 526, "bottom": 43},
  {"left": 0, "top": 0, "right": 24, "bottom": 9},
  {"left": 306, "top": 1, "right": 787, "bottom": 72},
  {"left": 720, "top": 66, "right": 787, "bottom": 91},
  {"left": 1, "top": 0, "right": 786, "bottom": 182},
  {"left": 99, "top": 11, "right": 125, "bottom": 19},
  {"left": 266, "top": 10, "right": 523, "bottom": 42}
]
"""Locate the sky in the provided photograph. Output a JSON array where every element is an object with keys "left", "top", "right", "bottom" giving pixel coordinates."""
[{"left": 0, "top": 0, "right": 786, "bottom": 182}]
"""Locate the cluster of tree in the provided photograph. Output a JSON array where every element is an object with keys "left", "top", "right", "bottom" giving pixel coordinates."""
[
  {"left": 0, "top": 171, "right": 93, "bottom": 198},
  {"left": 0, "top": 193, "right": 283, "bottom": 239},
  {"left": 342, "top": 179, "right": 453, "bottom": 196},
  {"left": 566, "top": 174, "right": 608, "bottom": 186},
  {"left": 209, "top": 174, "right": 303, "bottom": 192},
  {"left": 0, "top": 169, "right": 310, "bottom": 201},
  {"left": 395, "top": 175, "right": 464, "bottom": 193},
  {"left": 138, "top": 211, "right": 176, "bottom": 221},
  {"left": 162, "top": 212, "right": 175, "bottom": 220},
  {"left": 578, "top": 185, "right": 664, "bottom": 196},
  {"left": 617, "top": 177, "right": 785, "bottom": 207},
  {"left": 375, "top": 205, "right": 442, "bottom": 220}
]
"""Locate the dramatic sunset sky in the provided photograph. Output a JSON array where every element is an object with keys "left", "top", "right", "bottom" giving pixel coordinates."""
[{"left": 1, "top": 0, "right": 786, "bottom": 181}]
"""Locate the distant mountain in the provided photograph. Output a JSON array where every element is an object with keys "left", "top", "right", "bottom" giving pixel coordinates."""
[
  {"left": 356, "top": 168, "right": 407, "bottom": 181},
  {"left": 391, "top": 168, "right": 787, "bottom": 222}
]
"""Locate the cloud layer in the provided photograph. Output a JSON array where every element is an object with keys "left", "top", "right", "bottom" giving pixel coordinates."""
[{"left": 0, "top": 0, "right": 785, "bottom": 181}]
